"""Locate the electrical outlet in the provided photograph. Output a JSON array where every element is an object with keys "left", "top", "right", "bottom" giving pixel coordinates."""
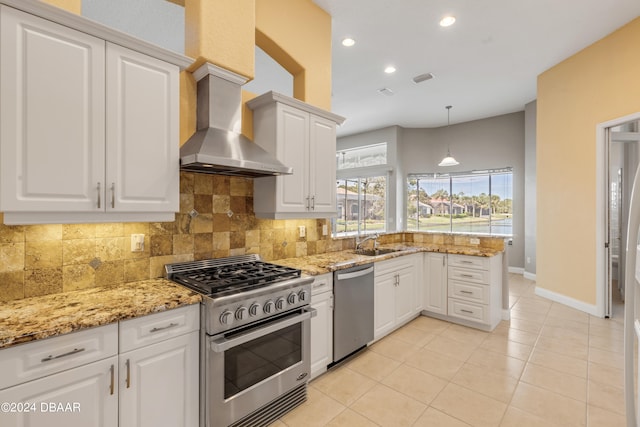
[
  {"left": 469, "top": 237, "right": 480, "bottom": 245},
  {"left": 298, "top": 226, "right": 306, "bottom": 238},
  {"left": 131, "top": 234, "right": 145, "bottom": 252},
  {"left": 322, "top": 224, "right": 328, "bottom": 236}
]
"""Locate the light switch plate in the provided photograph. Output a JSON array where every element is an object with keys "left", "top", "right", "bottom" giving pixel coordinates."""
[{"left": 298, "top": 226, "right": 306, "bottom": 238}]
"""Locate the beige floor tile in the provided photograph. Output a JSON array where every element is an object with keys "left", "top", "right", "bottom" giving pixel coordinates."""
[
  {"left": 588, "top": 333, "right": 624, "bottom": 354},
  {"left": 588, "top": 346, "right": 624, "bottom": 370},
  {"left": 325, "top": 409, "right": 378, "bottom": 427},
  {"left": 528, "top": 348, "right": 588, "bottom": 378},
  {"left": 520, "top": 363, "right": 587, "bottom": 401},
  {"left": 588, "top": 361, "right": 624, "bottom": 390},
  {"left": 267, "top": 420, "right": 287, "bottom": 427},
  {"left": 424, "top": 334, "right": 480, "bottom": 361},
  {"left": 587, "top": 405, "right": 626, "bottom": 427},
  {"left": 504, "top": 317, "right": 544, "bottom": 335},
  {"left": 431, "top": 382, "right": 507, "bottom": 427},
  {"left": 480, "top": 334, "right": 533, "bottom": 360},
  {"left": 466, "top": 348, "right": 526, "bottom": 379},
  {"left": 512, "top": 297, "right": 552, "bottom": 314},
  {"left": 311, "top": 366, "right": 376, "bottom": 406},
  {"left": 499, "top": 406, "right": 562, "bottom": 427},
  {"left": 534, "top": 335, "right": 589, "bottom": 360},
  {"left": 547, "top": 303, "right": 590, "bottom": 324},
  {"left": 345, "top": 349, "right": 401, "bottom": 382},
  {"left": 543, "top": 315, "right": 589, "bottom": 334},
  {"left": 369, "top": 335, "right": 421, "bottom": 362},
  {"left": 279, "top": 387, "right": 345, "bottom": 427},
  {"left": 589, "top": 315, "right": 624, "bottom": 330},
  {"left": 350, "top": 384, "right": 426, "bottom": 427},
  {"left": 589, "top": 323, "right": 625, "bottom": 340},
  {"left": 409, "top": 315, "right": 451, "bottom": 334},
  {"left": 509, "top": 308, "right": 548, "bottom": 324},
  {"left": 452, "top": 362, "right": 518, "bottom": 403},
  {"left": 539, "top": 325, "right": 588, "bottom": 347},
  {"left": 381, "top": 363, "right": 448, "bottom": 404},
  {"left": 388, "top": 324, "right": 436, "bottom": 347},
  {"left": 587, "top": 380, "right": 625, "bottom": 415},
  {"left": 439, "top": 323, "right": 490, "bottom": 345},
  {"left": 413, "top": 407, "right": 471, "bottom": 427},
  {"left": 404, "top": 347, "right": 465, "bottom": 380},
  {"left": 510, "top": 382, "right": 586, "bottom": 427}
]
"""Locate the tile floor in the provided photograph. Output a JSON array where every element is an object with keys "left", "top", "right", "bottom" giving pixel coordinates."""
[{"left": 271, "top": 273, "right": 628, "bottom": 427}]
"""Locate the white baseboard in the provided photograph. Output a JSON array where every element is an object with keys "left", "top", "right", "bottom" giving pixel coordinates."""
[
  {"left": 523, "top": 271, "right": 537, "bottom": 281},
  {"left": 508, "top": 267, "right": 525, "bottom": 274},
  {"left": 534, "top": 286, "right": 598, "bottom": 316},
  {"left": 502, "top": 309, "right": 511, "bottom": 320}
]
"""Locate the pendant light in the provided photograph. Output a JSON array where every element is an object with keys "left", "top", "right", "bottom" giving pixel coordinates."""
[{"left": 438, "top": 105, "right": 460, "bottom": 167}]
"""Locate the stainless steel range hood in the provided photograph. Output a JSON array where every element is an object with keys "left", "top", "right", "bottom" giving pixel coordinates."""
[{"left": 180, "top": 63, "right": 292, "bottom": 177}]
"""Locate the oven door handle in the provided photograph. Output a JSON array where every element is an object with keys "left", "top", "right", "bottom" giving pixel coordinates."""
[{"left": 210, "top": 307, "right": 317, "bottom": 353}]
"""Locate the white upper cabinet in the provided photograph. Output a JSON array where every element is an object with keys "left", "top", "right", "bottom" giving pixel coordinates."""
[
  {"left": 0, "top": 3, "right": 189, "bottom": 224},
  {"left": 248, "top": 92, "right": 345, "bottom": 219}
]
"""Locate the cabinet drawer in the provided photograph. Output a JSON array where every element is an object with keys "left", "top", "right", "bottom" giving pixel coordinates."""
[
  {"left": 374, "top": 254, "right": 418, "bottom": 277},
  {"left": 448, "top": 266, "right": 490, "bottom": 284},
  {"left": 448, "top": 254, "right": 488, "bottom": 270},
  {"left": 311, "top": 273, "right": 333, "bottom": 296},
  {"left": 448, "top": 299, "right": 489, "bottom": 323},
  {"left": 119, "top": 304, "right": 199, "bottom": 353},
  {"left": 0, "top": 323, "right": 118, "bottom": 389},
  {"left": 448, "top": 280, "right": 489, "bottom": 304}
]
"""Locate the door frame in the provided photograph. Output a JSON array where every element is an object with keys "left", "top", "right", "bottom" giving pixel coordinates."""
[{"left": 596, "top": 111, "right": 640, "bottom": 318}]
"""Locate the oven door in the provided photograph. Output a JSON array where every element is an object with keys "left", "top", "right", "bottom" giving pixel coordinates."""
[{"left": 205, "top": 306, "right": 315, "bottom": 427}]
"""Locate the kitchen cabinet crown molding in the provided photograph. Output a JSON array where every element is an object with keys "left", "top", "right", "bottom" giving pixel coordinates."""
[
  {"left": 0, "top": 0, "right": 193, "bottom": 69},
  {"left": 247, "top": 91, "right": 346, "bottom": 125}
]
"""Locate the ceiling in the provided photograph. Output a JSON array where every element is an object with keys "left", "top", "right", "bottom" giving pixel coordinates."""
[{"left": 304, "top": 0, "right": 640, "bottom": 137}]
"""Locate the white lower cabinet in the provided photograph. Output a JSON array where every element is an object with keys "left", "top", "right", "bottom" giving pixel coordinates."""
[
  {"left": 374, "top": 254, "right": 421, "bottom": 340},
  {"left": 0, "top": 305, "right": 199, "bottom": 427},
  {"left": 310, "top": 273, "right": 333, "bottom": 380},
  {"left": 423, "top": 253, "right": 448, "bottom": 315}
]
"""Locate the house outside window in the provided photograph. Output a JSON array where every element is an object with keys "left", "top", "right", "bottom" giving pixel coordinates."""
[
  {"left": 407, "top": 168, "right": 513, "bottom": 235},
  {"left": 333, "top": 143, "right": 389, "bottom": 237}
]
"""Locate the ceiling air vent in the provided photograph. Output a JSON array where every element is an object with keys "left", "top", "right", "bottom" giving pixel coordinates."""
[
  {"left": 377, "top": 87, "right": 394, "bottom": 96},
  {"left": 412, "top": 73, "right": 435, "bottom": 83}
]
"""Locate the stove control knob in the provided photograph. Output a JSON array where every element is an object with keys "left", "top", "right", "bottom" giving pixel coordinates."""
[
  {"left": 275, "top": 298, "right": 286, "bottom": 310},
  {"left": 287, "top": 293, "right": 299, "bottom": 305},
  {"left": 220, "top": 310, "right": 234, "bottom": 325},
  {"left": 263, "top": 300, "right": 275, "bottom": 314},
  {"left": 249, "top": 303, "right": 260, "bottom": 317},
  {"left": 298, "top": 290, "right": 309, "bottom": 302},
  {"left": 235, "top": 307, "right": 248, "bottom": 320}
]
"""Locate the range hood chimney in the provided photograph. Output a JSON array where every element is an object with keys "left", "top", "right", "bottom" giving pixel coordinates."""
[{"left": 180, "top": 63, "right": 293, "bottom": 177}]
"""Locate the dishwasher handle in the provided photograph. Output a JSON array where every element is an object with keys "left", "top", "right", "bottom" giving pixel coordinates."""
[{"left": 336, "top": 266, "right": 374, "bottom": 281}]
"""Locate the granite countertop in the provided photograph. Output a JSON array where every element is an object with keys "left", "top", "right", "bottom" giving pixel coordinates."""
[
  {"left": 274, "top": 243, "right": 502, "bottom": 275},
  {"left": 0, "top": 279, "right": 201, "bottom": 349}
]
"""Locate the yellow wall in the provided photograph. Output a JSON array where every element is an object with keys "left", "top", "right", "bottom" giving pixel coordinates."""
[
  {"left": 537, "top": 17, "right": 640, "bottom": 305},
  {"left": 41, "top": 0, "right": 81, "bottom": 14}
]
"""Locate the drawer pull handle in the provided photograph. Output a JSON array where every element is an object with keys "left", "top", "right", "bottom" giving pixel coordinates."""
[
  {"left": 461, "top": 274, "right": 474, "bottom": 278},
  {"left": 41, "top": 347, "right": 86, "bottom": 363},
  {"left": 460, "top": 290, "right": 473, "bottom": 294},
  {"left": 150, "top": 322, "right": 179, "bottom": 333},
  {"left": 109, "top": 364, "right": 115, "bottom": 395},
  {"left": 97, "top": 182, "right": 101, "bottom": 209},
  {"left": 461, "top": 309, "right": 474, "bottom": 314},
  {"left": 461, "top": 260, "right": 473, "bottom": 264}
]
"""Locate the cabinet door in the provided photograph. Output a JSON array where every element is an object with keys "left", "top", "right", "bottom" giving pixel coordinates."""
[
  {"left": 424, "top": 253, "right": 447, "bottom": 315},
  {"left": 119, "top": 331, "right": 198, "bottom": 427},
  {"left": 0, "top": 356, "right": 118, "bottom": 427},
  {"left": 106, "top": 43, "right": 179, "bottom": 213},
  {"left": 310, "top": 291, "right": 333, "bottom": 379},
  {"left": 308, "top": 115, "right": 337, "bottom": 214},
  {"left": 0, "top": 6, "right": 105, "bottom": 212},
  {"left": 374, "top": 272, "right": 396, "bottom": 339},
  {"left": 395, "top": 267, "right": 415, "bottom": 325},
  {"left": 276, "top": 104, "right": 310, "bottom": 213}
]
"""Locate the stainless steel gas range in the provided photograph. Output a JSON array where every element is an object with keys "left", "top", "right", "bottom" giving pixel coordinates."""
[{"left": 166, "top": 254, "right": 315, "bottom": 427}]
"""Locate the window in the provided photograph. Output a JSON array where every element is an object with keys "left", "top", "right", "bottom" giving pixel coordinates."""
[
  {"left": 407, "top": 168, "right": 513, "bottom": 235},
  {"left": 333, "top": 143, "right": 389, "bottom": 237}
]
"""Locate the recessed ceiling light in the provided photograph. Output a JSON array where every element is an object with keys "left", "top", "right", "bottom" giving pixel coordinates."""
[
  {"left": 384, "top": 66, "right": 396, "bottom": 74},
  {"left": 440, "top": 16, "right": 456, "bottom": 27},
  {"left": 341, "top": 37, "right": 355, "bottom": 47}
]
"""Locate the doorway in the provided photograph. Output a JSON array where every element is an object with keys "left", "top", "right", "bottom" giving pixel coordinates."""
[{"left": 604, "top": 119, "right": 640, "bottom": 318}]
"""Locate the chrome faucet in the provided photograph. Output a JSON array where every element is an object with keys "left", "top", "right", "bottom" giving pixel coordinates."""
[{"left": 356, "top": 233, "right": 380, "bottom": 250}]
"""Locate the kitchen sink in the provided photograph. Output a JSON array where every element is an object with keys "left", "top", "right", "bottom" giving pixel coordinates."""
[{"left": 353, "top": 248, "right": 402, "bottom": 256}]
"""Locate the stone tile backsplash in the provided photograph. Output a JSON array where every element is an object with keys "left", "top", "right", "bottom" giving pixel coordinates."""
[{"left": 0, "top": 172, "right": 505, "bottom": 302}]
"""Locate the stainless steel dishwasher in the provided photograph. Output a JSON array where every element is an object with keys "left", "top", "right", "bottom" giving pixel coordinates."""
[{"left": 333, "top": 263, "right": 375, "bottom": 363}]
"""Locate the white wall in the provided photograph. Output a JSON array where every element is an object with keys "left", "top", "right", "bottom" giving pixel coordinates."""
[
  {"left": 524, "top": 101, "right": 537, "bottom": 278},
  {"left": 340, "top": 112, "right": 526, "bottom": 269}
]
